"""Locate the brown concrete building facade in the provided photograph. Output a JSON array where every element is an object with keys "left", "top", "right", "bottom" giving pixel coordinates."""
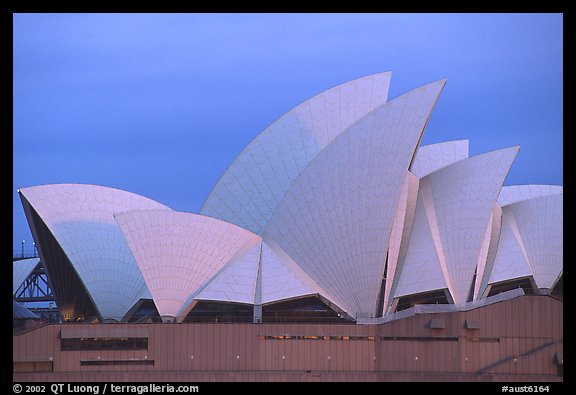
[{"left": 13, "top": 295, "right": 563, "bottom": 382}]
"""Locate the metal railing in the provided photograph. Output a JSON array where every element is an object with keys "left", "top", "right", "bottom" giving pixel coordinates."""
[
  {"left": 357, "top": 288, "right": 526, "bottom": 325},
  {"left": 12, "top": 250, "right": 38, "bottom": 260}
]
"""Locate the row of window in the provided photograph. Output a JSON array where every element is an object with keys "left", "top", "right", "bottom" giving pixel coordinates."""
[
  {"left": 466, "top": 337, "right": 500, "bottom": 343},
  {"left": 61, "top": 337, "right": 148, "bottom": 351},
  {"left": 80, "top": 360, "right": 154, "bottom": 366},
  {"left": 59, "top": 335, "right": 498, "bottom": 352},
  {"left": 13, "top": 361, "right": 53, "bottom": 372},
  {"left": 259, "top": 335, "right": 461, "bottom": 342},
  {"left": 259, "top": 335, "right": 375, "bottom": 340}
]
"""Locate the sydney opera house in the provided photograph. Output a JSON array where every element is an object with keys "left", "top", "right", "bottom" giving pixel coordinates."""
[{"left": 13, "top": 72, "right": 562, "bottom": 382}]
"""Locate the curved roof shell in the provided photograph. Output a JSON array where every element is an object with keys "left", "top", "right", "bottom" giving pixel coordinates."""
[
  {"left": 489, "top": 186, "right": 563, "bottom": 290},
  {"left": 194, "top": 242, "right": 261, "bottom": 305},
  {"left": 192, "top": 240, "right": 330, "bottom": 306},
  {"left": 16, "top": 74, "right": 563, "bottom": 322},
  {"left": 410, "top": 140, "right": 469, "bottom": 178},
  {"left": 497, "top": 184, "right": 563, "bottom": 207},
  {"left": 200, "top": 72, "right": 392, "bottom": 235},
  {"left": 115, "top": 210, "right": 262, "bottom": 322},
  {"left": 385, "top": 140, "right": 470, "bottom": 312},
  {"left": 18, "top": 184, "right": 171, "bottom": 321},
  {"left": 473, "top": 204, "right": 503, "bottom": 300},
  {"left": 260, "top": 240, "right": 331, "bottom": 305},
  {"left": 116, "top": 210, "right": 342, "bottom": 319},
  {"left": 487, "top": 207, "right": 533, "bottom": 285},
  {"left": 393, "top": 147, "right": 519, "bottom": 304},
  {"left": 263, "top": 79, "right": 447, "bottom": 317}
]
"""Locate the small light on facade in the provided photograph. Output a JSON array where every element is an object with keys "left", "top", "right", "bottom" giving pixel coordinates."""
[
  {"left": 415, "top": 356, "right": 418, "bottom": 361},
  {"left": 190, "top": 355, "right": 194, "bottom": 360},
  {"left": 236, "top": 355, "right": 240, "bottom": 360},
  {"left": 327, "top": 356, "right": 331, "bottom": 360}
]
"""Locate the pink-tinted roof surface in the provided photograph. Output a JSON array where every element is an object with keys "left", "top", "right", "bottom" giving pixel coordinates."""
[
  {"left": 115, "top": 210, "right": 261, "bottom": 321},
  {"left": 19, "top": 184, "right": 172, "bottom": 321},
  {"left": 201, "top": 72, "right": 392, "bottom": 236}
]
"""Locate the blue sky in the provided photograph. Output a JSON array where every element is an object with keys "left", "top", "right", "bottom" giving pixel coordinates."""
[{"left": 13, "top": 13, "right": 563, "bottom": 254}]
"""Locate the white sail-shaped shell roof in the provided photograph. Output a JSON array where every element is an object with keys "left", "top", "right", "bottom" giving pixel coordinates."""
[
  {"left": 497, "top": 185, "right": 563, "bottom": 207},
  {"left": 194, "top": 242, "right": 261, "bottom": 305},
  {"left": 410, "top": 140, "right": 469, "bottom": 178},
  {"left": 115, "top": 210, "right": 262, "bottom": 322},
  {"left": 260, "top": 240, "right": 332, "bottom": 305},
  {"left": 17, "top": 73, "right": 563, "bottom": 322},
  {"left": 18, "top": 184, "right": 171, "bottom": 321},
  {"left": 385, "top": 140, "right": 470, "bottom": 311},
  {"left": 263, "top": 79, "right": 446, "bottom": 317},
  {"left": 393, "top": 147, "right": 519, "bottom": 304},
  {"left": 489, "top": 185, "right": 563, "bottom": 291},
  {"left": 200, "top": 72, "right": 392, "bottom": 235}
]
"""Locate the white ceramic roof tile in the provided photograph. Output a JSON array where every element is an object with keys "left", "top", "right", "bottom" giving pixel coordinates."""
[
  {"left": 194, "top": 242, "right": 261, "bottom": 304},
  {"left": 115, "top": 210, "right": 261, "bottom": 321},
  {"left": 200, "top": 72, "right": 392, "bottom": 235},
  {"left": 13, "top": 258, "right": 40, "bottom": 295},
  {"left": 387, "top": 139, "right": 471, "bottom": 306},
  {"left": 18, "top": 75, "right": 562, "bottom": 320},
  {"left": 18, "top": 184, "right": 171, "bottom": 321},
  {"left": 507, "top": 194, "right": 563, "bottom": 289},
  {"left": 410, "top": 140, "right": 469, "bottom": 178},
  {"left": 261, "top": 243, "right": 316, "bottom": 304},
  {"left": 263, "top": 79, "right": 446, "bottom": 316},
  {"left": 475, "top": 204, "right": 503, "bottom": 299},
  {"left": 385, "top": 172, "right": 420, "bottom": 313},
  {"left": 423, "top": 147, "right": 519, "bottom": 303},
  {"left": 384, "top": 172, "right": 419, "bottom": 312},
  {"left": 473, "top": 210, "right": 494, "bottom": 299},
  {"left": 394, "top": 185, "right": 449, "bottom": 298},
  {"left": 260, "top": 240, "right": 334, "bottom": 305},
  {"left": 260, "top": 240, "right": 341, "bottom": 306},
  {"left": 488, "top": 208, "right": 533, "bottom": 285},
  {"left": 497, "top": 185, "right": 563, "bottom": 207}
]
